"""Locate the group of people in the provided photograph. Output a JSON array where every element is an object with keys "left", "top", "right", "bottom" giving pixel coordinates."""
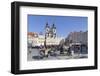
[{"left": 39, "top": 44, "right": 72, "bottom": 58}]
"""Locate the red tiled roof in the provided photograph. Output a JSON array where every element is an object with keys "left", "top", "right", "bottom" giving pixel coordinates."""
[{"left": 28, "top": 32, "right": 38, "bottom": 37}]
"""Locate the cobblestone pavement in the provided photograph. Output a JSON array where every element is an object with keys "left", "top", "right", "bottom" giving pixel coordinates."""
[{"left": 27, "top": 48, "right": 88, "bottom": 61}]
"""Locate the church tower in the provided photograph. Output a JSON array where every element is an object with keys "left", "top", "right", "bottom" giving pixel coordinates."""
[
  {"left": 45, "top": 22, "right": 50, "bottom": 38},
  {"left": 52, "top": 23, "right": 56, "bottom": 38},
  {"left": 45, "top": 22, "right": 56, "bottom": 38}
]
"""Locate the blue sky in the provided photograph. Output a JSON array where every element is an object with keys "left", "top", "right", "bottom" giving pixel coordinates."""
[{"left": 28, "top": 15, "right": 87, "bottom": 37}]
